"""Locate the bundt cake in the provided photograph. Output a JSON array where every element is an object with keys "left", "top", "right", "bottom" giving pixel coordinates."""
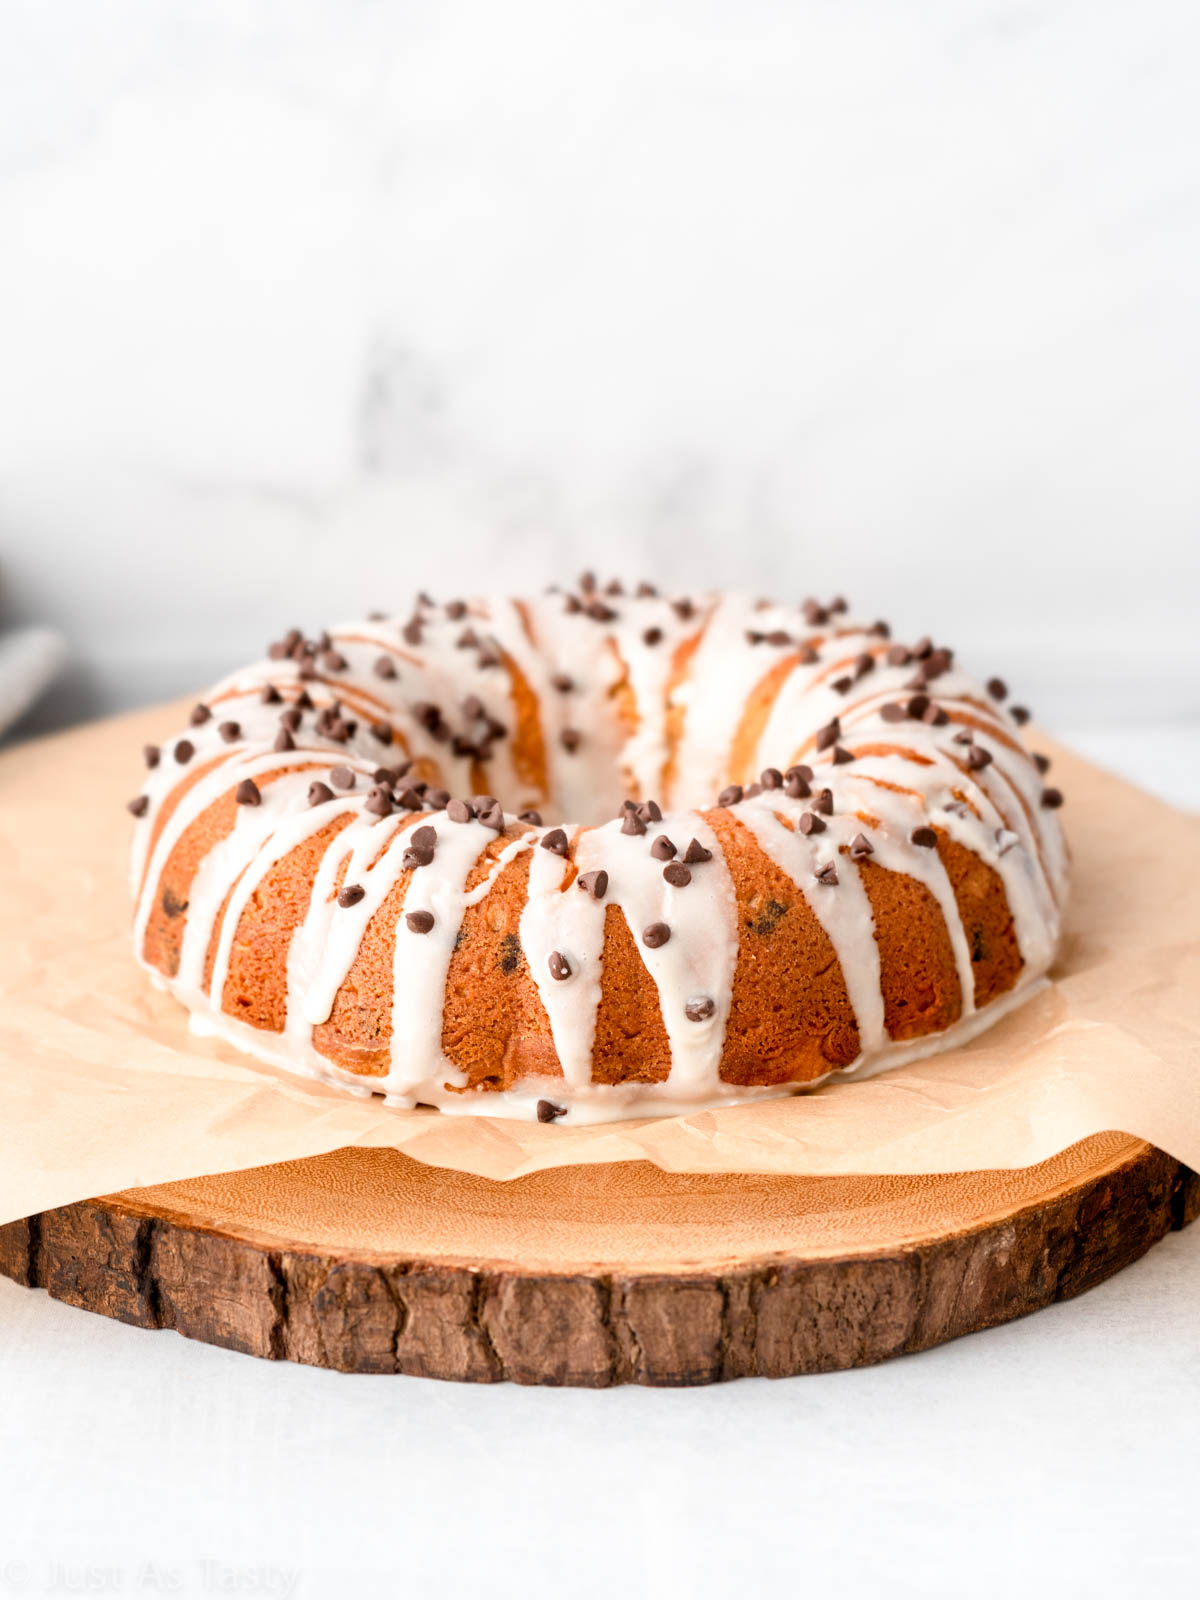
[{"left": 128, "top": 582, "right": 1068, "bottom": 1123}]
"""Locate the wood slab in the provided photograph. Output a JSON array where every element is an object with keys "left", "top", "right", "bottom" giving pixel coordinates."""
[{"left": 1, "top": 1134, "right": 1194, "bottom": 1384}]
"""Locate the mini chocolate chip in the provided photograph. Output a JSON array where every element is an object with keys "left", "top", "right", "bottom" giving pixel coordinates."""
[
  {"left": 560, "top": 729, "right": 582, "bottom": 753},
  {"left": 548, "top": 951, "right": 572, "bottom": 982},
  {"left": 1041, "top": 788, "right": 1064, "bottom": 809},
  {"left": 478, "top": 803, "right": 506, "bottom": 832},
  {"left": 814, "top": 862, "right": 839, "bottom": 886},
  {"left": 425, "top": 786, "right": 450, "bottom": 810},
  {"left": 406, "top": 909, "right": 435, "bottom": 933},
  {"left": 541, "top": 827, "right": 569, "bottom": 855},
  {"left": 831, "top": 745, "right": 855, "bottom": 764},
  {"left": 280, "top": 707, "right": 302, "bottom": 732},
  {"left": 815, "top": 718, "right": 840, "bottom": 751},
  {"left": 744, "top": 781, "right": 764, "bottom": 798},
  {"left": 296, "top": 689, "right": 314, "bottom": 710},
  {"left": 911, "top": 826, "right": 938, "bottom": 848},
  {"left": 338, "top": 884, "right": 365, "bottom": 908},
  {"left": 445, "top": 599, "right": 467, "bottom": 619},
  {"left": 1033, "top": 753, "right": 1051, "bottom": 774},
  {"left": 785, "top": 762, "right": 813, "bottom": 787},
  {"left": 849, "top": 833, "right": 874, "bottom": 860},
  {"left": 682, "top": 838, "right": 711, "bottom": 865},
  {"left": 923, "top": 705, "right": 949, "bottom": 727},
  {"left": 402, "top": 619, "right": 423, "bottom": 646},
  {"left": 854, "top": 652, "right": 876, "bottom": 678},
  {"left": 235, "top": 778, "right": 261, "bottom": 806},
  {"left": 371, "top": 721, "right": 393, "bottom": 745},
  {"left": 663, "top": 862, "right": 692, "bottom": 888},
  {"left": 274, "top": 728, "right": 295, "bottom": 753},
  {"left": 518, "top": 809, "right": 543, "bottom": 825},
  {"left": 447, "top": 798, "right": 475, "bottom": 823},
  {"left": 260, "top": 684, "right": 282, "bottom": 705},
  {"left": 411, "top": 825, "right": 437, "bottom": 850},
  {"left": 456, "top": 626, "right": 480, "bottom": 648},
  {"left": 637, "top": 800, "right": 663, "bottom": 823},
  {"left": 537, "top": 1099, "right": 566, "bottom": 1122},
  {"left": 143, "top": 744, "right": 160, "bottom": 768},
  {"left": 330, "top": 765, "right": 356, "bottom": 790},
  {"left": 650, "top": 835, "right": 676, "bottom": 860},
  {"left": 551, "top": 674, "right": 574, "bottom": 693},
  {"left": 1010, "top": 705, "right": 1031, "bottom": 725},
  {"left": 766, "top": 629, "right": 792, "bottom": 647},
  {"left": 190, "top": 703, "right": 211, "bottom": 726},
  {"left": 322, "top": 649, "right": 347, "bottom": 672},
  {"left": 987, "top": 677, "right": 1007, "bottom": 701},
  {"left": 365, "top": 785, "right": 393, "bottom": 816},
  {"left": 373, "top": 656, "right": 397, "bottom": 682},
  {"left": 173, "top": 739, "right": 194, "bottom": 764},
  {"left": 685, "top": 996, "right": 715, "bottom": 1021},
  {"left": 913, "top": 636, "right": 933, "bottom": 659},
  {"left": 621, "top": 811, "right": 647, "bottom": 836},
  {"left": 813, "top": 788, "right": 834, "bottom": 816},
  {"left": 906, "top": 694, "right": 930, "bottom": 720},
  {"left": 218, "top": 720, "right": 241, "bottom": 743},
  {"left": 127, "top": 794, "right": 149, "bottom": 817},
  {"left": 395, "top": 788, "right": 424, "bottom": 811},
  {"left": 967, "top": 746, "right": 993, "bottom": 771},
  {"left": 886, "top": 645, "right": 912, "bottom": 667},
  {"left": 577, "top": 869, "right": 608, "bottom": 900},
  {"left": 307, "top": 781, "right": 334, "bottom": 806},
  {"left": 760, "top": 767, "right": 783, "bottom": 789},
  {"left": 643, "top": 921, "right": 671, "bottom": 948},
  {"left": 797, "top": 644, "right": 820, "bottom": 665},
  {"left": 643, "top": 627, "right": 664, "bottom": 646},
  {"left": 831, "top": 675, "right": 853, "bottom": 695},
  {"left": 717, "top": 784, "right": 743, "bottom": 807},
  {"left": 953, "top": 728, "right": 975, "bottom": 745},
  {"left": 402, "top": 844, "right": 435, "bottom": 869},
  {"left": 881, "top": 702, "right": 906, "bottom": 722},
  {"left": 799, "top": 811, "right": 826, "bottom": 835}
]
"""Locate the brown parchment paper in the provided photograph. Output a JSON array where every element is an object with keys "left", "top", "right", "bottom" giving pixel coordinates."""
[{"left": 0, "top": 700, "right": 1197, "bottom": 1225}]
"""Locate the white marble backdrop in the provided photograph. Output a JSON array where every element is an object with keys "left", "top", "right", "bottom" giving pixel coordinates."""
[{"left": 0, "top": 0, "right": 1197, "bottom": 743}]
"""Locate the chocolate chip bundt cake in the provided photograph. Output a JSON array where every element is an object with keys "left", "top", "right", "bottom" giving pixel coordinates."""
[{"left": 128, "top": 582, "right": 1067, "bottom": 1123}]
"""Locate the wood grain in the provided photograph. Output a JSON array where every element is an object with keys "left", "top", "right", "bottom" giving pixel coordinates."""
[{"left": 1, "top": 1135, "right": 1194, "bottom": 1384}]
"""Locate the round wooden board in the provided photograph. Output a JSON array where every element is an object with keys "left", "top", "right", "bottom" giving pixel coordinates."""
[{"left": 1, "top": 1134, "right": 1195, "bottom": 1384}]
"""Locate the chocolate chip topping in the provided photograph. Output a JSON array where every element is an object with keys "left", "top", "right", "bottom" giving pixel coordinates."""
[
  {"left": 577, "top": 869, "right": 608, "bottom": 900},
  {"left": 548, "top": 951, "right": 572, "bottom": 982},
  {"left": 541, "top": 828, "right": 569, "bottom": 855},
  {"left": 373, "top": 655, "right": 397, "bottom": 680},
  {"left": 1033, "top": 753, "right": 1051, "bottom": 774},
  {"left": 330, "top": 765, "right": 356, "bottom": 790},
  {"left": 799, "top": 811, "right": 826, "bottom": 835},
  {"left": 235, "top": 778, "right": 261, "bottom": 806},
  {"left": 906, "top": 694, "right": 930, "bottom": 720},
  {"left": 814, "top": 862, "right": 839, "bottom": 886},
  {"left": 143, "top": 744, "right": 160, "bottom": 769},
  {"left": 395, "top": 787, "right": 424, "bottom": 811},
  {"left": 365, "top": 785, "right": 393, "bottom": 817},
  {"left": 402, "top": 618, "right": 423, "bottom": 646},
  {"left": 371, "top": 721, "right": 393, "bottom": 745},
  {"left": 551, "top": 674, "right": 574, "bottom": 693},
  {"left": 190, "top": 703, "right": 211, "bottom": 726},
  {"left": 643, "top": 627, "right": 664, "bottom": 647},
  {"left": 815, "top": 718, "right": 840, "bottom": 751},
  {"left": 307, "top": 781, "right": 333, "bottom": 806},
  {"left": 218, "top": 720, "right": 240, "bottom": 743},
  {"left": 685, "top": 996, "right": 715, "bottom": 1022},
  {"left": 784, "top": 764, "right": 812, "bottom": 799},
  {"left": 911, "top": 825, "right": 938, "bottom": 848},
  {"left": 274, "top": 729, "right": 295, "bottom": 753},
  {"left": 1041, "top": 788, "right": 1064, "bottom": 809},
  {"left": 637, "top": 799, "right": 663, "bottom": 824},
  {"left": 322, "top": 649, "right": 347, "bottom": 673},
  {"left": 813, "top": 788, "right": 834, "bottom": 816},
  {"left": 643, "top": 921, "right": 671, "bottom": 948},
  {"left": 650, "top": 835, "right": 676, "bottom": 859},
  {"left": 173, "top": 739, "right": 194, "bottom": 764},
  {"left": 127, "top": 795, "right": 149, "bottom": 817},
  {"left": 886, "top": 645, "right": 912, "bottom": 667},
  {"left": 260, "top": 684, "right": 282, "bottom": 705},
  {"left": 402, "top": 842, "right": 435, "bottom": 869},
  {"left": 831, "top": 675, "right": 853, "bottom": 695},
  {"left": 1010, "top": 706, "right": 1031, "bottom": 725},
  {"left": 682, "top": 838, "right": 712, "bottom": 864},
  {"left": 621, "top": 810, "right": 647, "bottom": 836},
  {"left": 760, "top": 767, "right": 783, "bottom": 789},
  {"left": 966, "top": 745, "right": 993, "bottom": 771},
  {"left": 849, "top": 833, "right": 874, "bottom": 860},
  {"left": 337, "top": 884, "right": 365, "bottom": 908},
  {"left": 663, "top": 862, "right": 692, "bottom": 888},
  {"left": 881, "top": 702, "right": 906, "bottom": 722},
  {"left": 406, "top": 909, "right": 435, "bottom": 933},
  {"left": 560, "top": 728, "right": 582, "bottom": 753},
  {"left": 447, "top": 798, "right": 475, "bottom": 824},
  {"left": 717, "top": 784, "right": 743, "bottom": 807},
  {"left": 831, "top": 745, "right": 855, "bottom": 764},
  {"left": 518, "top": 809, "right": 543, "bottom": 825},
  {"left": 280, "top": 707, "right": 302, "bottom": 732},
  {"left": 537, "top": 1100, "right": 566, "bottom": 1123}
]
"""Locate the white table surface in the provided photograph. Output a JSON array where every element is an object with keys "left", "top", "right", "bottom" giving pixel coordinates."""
[{"left": 1, "top": 728, "right": 1196, "bottom": 1599}]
